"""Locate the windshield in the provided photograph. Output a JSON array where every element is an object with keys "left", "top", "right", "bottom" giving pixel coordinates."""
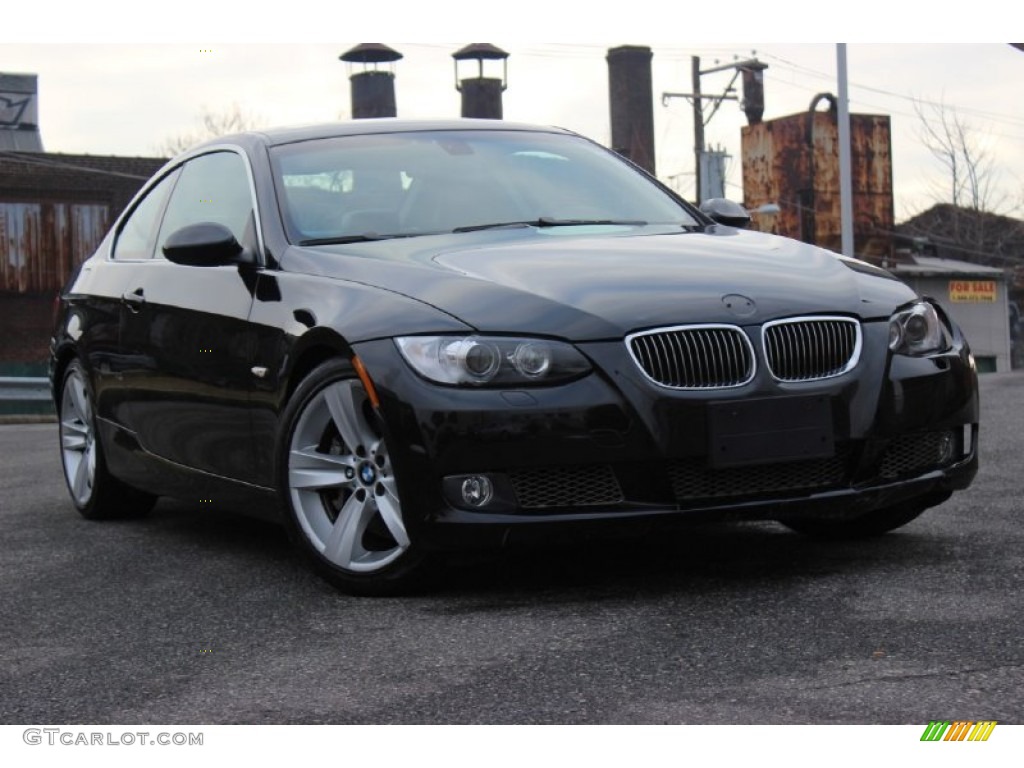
[{"left": 270, "top": 129, "right": 701, "bottom": 243}]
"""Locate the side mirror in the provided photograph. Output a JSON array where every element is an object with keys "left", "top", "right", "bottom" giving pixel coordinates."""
[
  {"left": 162, "top": 222, "right": 245, "bottom": 266},
  {"left": 699, "top": 198, "right": 752, "bottom": 229}
]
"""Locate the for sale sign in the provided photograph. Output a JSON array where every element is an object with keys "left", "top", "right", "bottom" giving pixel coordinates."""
[{"left": 949, "top": 280, "right": 997, "bottom": 303}]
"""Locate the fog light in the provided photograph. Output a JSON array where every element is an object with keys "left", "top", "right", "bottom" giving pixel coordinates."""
[
  {"left": 937, "top": 432, "right": 954, "bottom": 464},
  {"left": 461, "top": 475, "right": 494, "bottom": 507}
]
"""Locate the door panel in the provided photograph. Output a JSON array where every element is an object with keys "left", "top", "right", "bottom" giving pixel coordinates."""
[
  {"left": 81, "top": 167, "right": 180, "bottom": 431},
  {"left": 117, "top": 151, "right": 263, "bottom": 485},
  {"left": 119, "top": 261, "right": 260, "bottom": 481}
]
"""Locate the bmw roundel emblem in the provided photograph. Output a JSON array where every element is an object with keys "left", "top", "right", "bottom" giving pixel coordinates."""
[
  {"left": 721, "top": 294, "right": 757, "bottom": 318},
  {"left": 359, "top": 463, "right": 377, "bottom": 485}
]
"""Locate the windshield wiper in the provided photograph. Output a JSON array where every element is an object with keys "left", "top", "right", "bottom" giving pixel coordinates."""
[
  {"left": 298, "top": 233, "right": 417, "bottom": 246},
  {"left": 453, "top": 217, "right": 647, "bottom": 233}
]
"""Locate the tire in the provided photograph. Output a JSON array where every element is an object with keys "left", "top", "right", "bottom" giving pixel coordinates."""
[
  {"left": 278, "top": 358, "right": 430, "bottom": 596},
  {"left": 778, "top": 496, "right": 942, "bottom": 540},
  {"left": 57, "top": 359, "right": 157, "bottom": 520}
]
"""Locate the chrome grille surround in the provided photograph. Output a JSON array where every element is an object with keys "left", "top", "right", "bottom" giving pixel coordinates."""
[
  {"left": 626, "top": 324, "right": 756, "bottom": 390},
  {"left": 761, "top": 316, "right": 862, "bottom": 383}
]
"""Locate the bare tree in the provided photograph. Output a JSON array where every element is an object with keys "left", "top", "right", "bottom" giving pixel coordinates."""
[
  {"left": 155, "top": 103, "right": 265, "bottom": 157},
  {"left": 913, "top": 99, "right": 1005, "bottom": 214},
  {"left": 907, "top": 99, "right": 1018, "bottom": 257}
]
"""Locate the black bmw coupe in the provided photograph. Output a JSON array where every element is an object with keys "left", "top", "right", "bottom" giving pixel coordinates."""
[{"left": 50, "top": 119, "right": 979, "bottom": 594}]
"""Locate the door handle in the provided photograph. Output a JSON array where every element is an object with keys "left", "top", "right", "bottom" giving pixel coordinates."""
[{"left": 121, "top": 287, "right": 146, "bottom": 312}]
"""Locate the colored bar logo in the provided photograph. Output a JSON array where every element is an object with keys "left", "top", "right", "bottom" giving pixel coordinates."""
[{"left": 920, "top": 721, "right": 997, "bottom": 741}]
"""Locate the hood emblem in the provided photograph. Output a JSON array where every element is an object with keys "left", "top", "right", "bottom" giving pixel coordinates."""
[{"left": 721, "top": 294, "right": 756, "bottom": 318}]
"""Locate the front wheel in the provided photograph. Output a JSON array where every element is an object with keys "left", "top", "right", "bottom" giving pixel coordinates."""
[{"left": 279, "top": 359, "right": 429, "bottom": 596}]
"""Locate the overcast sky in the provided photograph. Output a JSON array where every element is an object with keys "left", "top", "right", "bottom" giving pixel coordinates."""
[{"left": 5, "top": 6, "right": 1023, "bottom": 223}]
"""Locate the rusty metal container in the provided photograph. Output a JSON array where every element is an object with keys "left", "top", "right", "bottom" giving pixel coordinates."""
[
  {"left": 0, "top": 201, "right": 109, "bottom": 294},
  {"left": 741, "top": 102, "right": 893, "bottom": 261}
]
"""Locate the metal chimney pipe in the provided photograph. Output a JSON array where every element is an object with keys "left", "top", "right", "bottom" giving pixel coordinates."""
[
  {"left": 452, "top": 44, "right": 509, "bottom": 120},
  {"left": 339, "top": 43, "right": 403, "bottom": 119},
  {"left": 606, "top": 46, "right": 656, "bottom": 175}
]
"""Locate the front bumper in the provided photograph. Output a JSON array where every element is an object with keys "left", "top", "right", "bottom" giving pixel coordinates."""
[{"left": 352, "top": 320, "right": 979, "bottom": 550}]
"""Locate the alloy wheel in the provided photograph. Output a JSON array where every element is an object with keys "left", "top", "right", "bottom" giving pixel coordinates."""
[
  {"left": 287, "top": 378, "right": 409, "bottom": 572},
  {"left": 60, "top": 367, "right": 96, "bottom": 506}
]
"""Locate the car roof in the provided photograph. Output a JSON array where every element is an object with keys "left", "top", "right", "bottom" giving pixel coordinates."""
[{"left": 194, "top": 118, "right": 576, "bottom": 151}]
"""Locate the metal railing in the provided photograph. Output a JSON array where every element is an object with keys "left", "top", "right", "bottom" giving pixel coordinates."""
[{"left": 0, "top": 377, "right": 51, "bottom": 403}]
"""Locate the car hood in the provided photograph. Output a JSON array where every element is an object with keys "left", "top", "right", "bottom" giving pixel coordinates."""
[{"left": 283, "top": 226, "right": 916, "bottom": 341}]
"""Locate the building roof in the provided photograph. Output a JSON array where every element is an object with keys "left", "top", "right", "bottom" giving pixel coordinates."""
[
  {"left": 0, "top": 151, "right": 167, "bottom": 182},
  {"left": 896, "top": 204, "right": 1024, "bottom": 268},
  {"left": 891, "top": 255, "right": 1005, "bottom": 278},
  {"left": 0, "top": 151, "right": 168, "bottom": 218}
]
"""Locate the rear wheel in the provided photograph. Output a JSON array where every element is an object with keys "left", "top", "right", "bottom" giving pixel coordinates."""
[
  {"left": 779, "top": 497, "right": 942, "bottom": 540},
  {"left": 58, "top": 360, "right": 156, "bottom": 519},
  {"left": 280, "top": 359, "right": 429, "bottom": 596}
]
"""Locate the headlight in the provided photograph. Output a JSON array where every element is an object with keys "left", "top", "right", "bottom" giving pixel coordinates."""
[
  {"left": 888, "top": 300, "right": 949, "bottom": 356},
  {"left": 395, "top": 335, "right": 591, "bottom": 386}
]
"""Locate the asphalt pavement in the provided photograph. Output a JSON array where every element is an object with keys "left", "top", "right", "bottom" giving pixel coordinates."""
[{"left": 1, "top": 372, "right": 1021, "bottom": 724}]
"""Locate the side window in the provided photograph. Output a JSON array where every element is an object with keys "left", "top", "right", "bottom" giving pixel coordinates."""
[
  {"left": 156, "top": 151, "right": 255, "bottom": 258},
  {"left": 112, "top": 169, "right": 179, "bottom": 260}
]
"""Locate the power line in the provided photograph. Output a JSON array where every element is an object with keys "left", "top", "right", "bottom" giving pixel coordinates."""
[
  {"left": 763, "top": 73, "right": 1024, "bottom": 143},
  {"left": 759, "top": 50, "right": 1024, "bottom": 129},
  {"left": 490, "top": 43, "right": 1024, "bottom": 131}
]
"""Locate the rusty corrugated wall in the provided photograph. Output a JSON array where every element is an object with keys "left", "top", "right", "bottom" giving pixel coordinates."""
[
  {"left": 0, "top": 201, "right": 108, "bottom": 294},
  {"left": 741, "top": 110, "right": 894, "bottom": 260}
]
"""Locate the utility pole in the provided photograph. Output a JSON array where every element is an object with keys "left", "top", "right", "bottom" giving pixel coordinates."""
[
  {"left": 836, "top": 44, "right": 854, "bottom": 257},
  {"left": 663, "top": 55, "right": 765, "bottom": 204},
  {"left": 691, "top": 56, "right": 705, "bottom": 205}
]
